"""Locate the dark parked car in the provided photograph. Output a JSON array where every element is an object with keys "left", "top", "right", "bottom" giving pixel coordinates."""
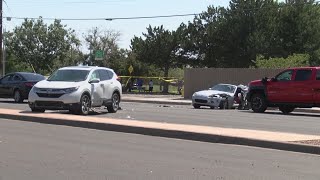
[{"left": 0, "top": 72, "right": 46, "bottom": 103}]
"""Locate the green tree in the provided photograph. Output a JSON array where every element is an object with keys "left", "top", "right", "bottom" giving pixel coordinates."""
[
  {"left": 131, "top": 25, "right": 185, "bottom": 92},
  {"left": 179, "top": 0, "right": 320, "bottom": 68},
  {"left": 113, "top": 50, "right": 159, "bottom": 77},
  {"left": 84, "top": 27, "right": 121, "bottom": 68},
  {"left": 253, "top": 54, "right": 310, "bottom": 68},
  {"left": 5, "top": 18, "right": 80, "bottom": 74}
]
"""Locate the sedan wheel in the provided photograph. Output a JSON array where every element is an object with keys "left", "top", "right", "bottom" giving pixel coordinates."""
[
  {"left": 219, "top": 99, "right": 228, "bottom": 109},
  {"left": 14, "top": 90, "right": 23, "bottom": 103},
  {"left": 193, "top": 104, "right": 200, "bottom": 109}
]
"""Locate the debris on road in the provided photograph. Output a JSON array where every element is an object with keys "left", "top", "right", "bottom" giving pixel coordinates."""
[{"left": 293, "top": 139, "right": 320, "bottom": 146}]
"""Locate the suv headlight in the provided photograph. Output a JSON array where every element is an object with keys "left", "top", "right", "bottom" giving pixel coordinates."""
[
  {"left": 32, "top": 87, "right": 39, "bottom": 92},
  {"left": 64, "top": 87, "right": 79, "bottom": 93}
]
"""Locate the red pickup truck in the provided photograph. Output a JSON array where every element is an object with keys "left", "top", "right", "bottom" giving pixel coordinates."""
[{"left": 247, "top": 67, "right": 320, "bottom": 113}]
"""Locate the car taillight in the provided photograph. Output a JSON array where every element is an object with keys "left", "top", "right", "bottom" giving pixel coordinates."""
[{"left": 24, "top": 82, "right": 34, "bottom": 87}]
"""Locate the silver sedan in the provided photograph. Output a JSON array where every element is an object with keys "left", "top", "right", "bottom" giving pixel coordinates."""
[{"left": 192, "top": 84, "right": 240, "bottom": 109}]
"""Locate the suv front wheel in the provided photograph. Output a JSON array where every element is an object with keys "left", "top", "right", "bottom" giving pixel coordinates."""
[
  {"left": 107, "top": 92, "right": 120, "bottom": 113},
  {"left": 251, "top": 93, "right": 267, "bottom": 113},
  {"left": 73, "top": 94, "right": 91, "bottom": 115}
]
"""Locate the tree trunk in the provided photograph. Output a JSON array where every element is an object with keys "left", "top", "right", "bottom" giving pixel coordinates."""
[{"left": 163, "top": 67, "right": 169, "bottom": 93}]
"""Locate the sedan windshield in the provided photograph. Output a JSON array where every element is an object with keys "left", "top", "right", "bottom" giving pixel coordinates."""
[
  {"left": 210, "top": 84, "right": 236, "bottom": 93},
  {"left": 47, "top": 69, "right": 89, "bottom": 82},
  {"left": 21, "top": 73, "right": 45, "bottom": 81}
]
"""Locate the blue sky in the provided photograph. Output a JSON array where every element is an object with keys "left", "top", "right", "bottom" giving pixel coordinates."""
[{"left": 4, "top": 0, "right": 230, "bottom": 50}]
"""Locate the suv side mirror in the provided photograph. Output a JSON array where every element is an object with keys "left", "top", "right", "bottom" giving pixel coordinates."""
[{"left": 89, "top": 78, "right": 100, "bottom": 84}]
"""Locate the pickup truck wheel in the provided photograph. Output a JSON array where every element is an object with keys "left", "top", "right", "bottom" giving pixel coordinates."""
[
  {"left": 279, "top": 106, "right": 295, "bottom": 114},
  {"left": 251, "top": 93, "right": 267, "bottom": 113}
]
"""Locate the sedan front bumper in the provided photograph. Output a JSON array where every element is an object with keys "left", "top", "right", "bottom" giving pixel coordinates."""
[{"left": 192, "top": 96, "right": 223, "bottom": 107}]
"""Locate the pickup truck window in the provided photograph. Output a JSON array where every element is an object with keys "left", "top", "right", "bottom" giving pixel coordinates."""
[
  {"left": 295, "top": 69, "right": 312, "bottom": 81},
  {"left": 316, "top": 70, "right": 320, "bottom": 80},
  {"left": 276, "top": 70, "right": 293, "bottom": 81}
]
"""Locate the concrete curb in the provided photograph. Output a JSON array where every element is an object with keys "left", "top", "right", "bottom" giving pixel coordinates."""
[{"left": 2, "top": 112, "right": 320, "bottom": 155}]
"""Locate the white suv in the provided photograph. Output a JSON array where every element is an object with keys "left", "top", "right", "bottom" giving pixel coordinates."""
[{"left": 28, "top": 66, "right": 122, "bottom": 115}]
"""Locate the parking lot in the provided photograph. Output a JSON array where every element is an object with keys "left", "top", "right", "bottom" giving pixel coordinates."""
[{"left": 1, "top": 99, "right": 320, "bottom": 136}]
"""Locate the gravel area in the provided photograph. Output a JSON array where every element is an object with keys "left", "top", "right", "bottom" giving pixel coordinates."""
[{"left": 293, "top": 139, "right": 320, "bottom": 146}]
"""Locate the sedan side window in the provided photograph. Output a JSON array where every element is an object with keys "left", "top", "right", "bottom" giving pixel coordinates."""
[
  {"left": 276, "top": 70, "right": 293, "bottom": 81},
  {"left": 13, "top": 75, "right": 22, "bottom": 81},
  {"left": 0, "top": 75, "right": 13, "bottom": 83}
]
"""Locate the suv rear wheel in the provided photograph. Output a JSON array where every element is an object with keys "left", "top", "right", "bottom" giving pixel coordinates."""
[
  {"left": 279, "top": 106, "right": 295, "bottom": 114},
  {"left": 251, "top": 93, "right": 267, "bottom": 113}
]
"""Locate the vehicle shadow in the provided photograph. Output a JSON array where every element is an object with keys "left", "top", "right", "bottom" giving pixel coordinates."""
[
  {"left": 19, "top": 110, "right": 110, "bottom": 116},
  {"left": 189, "top": 107, "right": 238, "bottom": 110},
  {"left": 0, "top": 100, "right": 28, "bottom": 104},
  {"left": 239, "top": 110, "right": 320, "bottom": 118}
]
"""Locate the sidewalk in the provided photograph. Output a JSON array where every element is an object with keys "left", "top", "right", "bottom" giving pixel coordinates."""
[
  {"left": 121, "top": 93, "right": 320, "bottom": 113},
  {"left": 0, "top": 108, "right": 320, "bottom": 155}
]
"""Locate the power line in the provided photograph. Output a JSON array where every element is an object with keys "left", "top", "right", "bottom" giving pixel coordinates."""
[
  {"left": 3, "top": 13, "right": 200, "bottom": 21},
  {"left": 3, "top": 0, "right": 17, "bottom": 27},
  {"left": 2, "top": 0, "right": 320, "bottom": 22}
]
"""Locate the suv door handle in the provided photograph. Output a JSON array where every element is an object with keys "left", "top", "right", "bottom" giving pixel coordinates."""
[{"left": 313, "top": 88, "right": 320, "bottom": 92}]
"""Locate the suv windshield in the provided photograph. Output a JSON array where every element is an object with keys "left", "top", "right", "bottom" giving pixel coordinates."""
[
  {"left": 210, "top": 84, "right": 235, "bottom": 93},
  {"left": 47, "top": 69, "right": 89, "bottom": 82}
]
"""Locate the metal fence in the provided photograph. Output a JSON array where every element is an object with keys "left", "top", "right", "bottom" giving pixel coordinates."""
[
  {"left": 183, "top": 68, "right": 285, "bottom": 98},
  {"left": 119, "top": 76, "right": 183, "bottom": 94}
]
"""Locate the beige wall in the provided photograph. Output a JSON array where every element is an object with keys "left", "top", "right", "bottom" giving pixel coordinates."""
[{"left": 184, "top": 68, "right": 284, "bottom": 98}]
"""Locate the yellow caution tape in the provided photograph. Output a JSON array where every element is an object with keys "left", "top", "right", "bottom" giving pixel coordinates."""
[{"left": 119, "top": 76, "right": 182, "bottom": 87}]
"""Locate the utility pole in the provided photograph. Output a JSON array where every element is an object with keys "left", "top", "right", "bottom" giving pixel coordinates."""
[
  {"left": 0, "top": 0, "right": 3, "bottom": 77},
  {"left": 2, "top": 28, "right": 5, "bottom": 76}
]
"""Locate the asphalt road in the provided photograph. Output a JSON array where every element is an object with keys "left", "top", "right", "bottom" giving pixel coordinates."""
[
  {"left": 1, "top": 99, "right": 320, "bottom": 135},
  {"left": 0, "top": 118, "right": 319, "bottom": 180}
]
